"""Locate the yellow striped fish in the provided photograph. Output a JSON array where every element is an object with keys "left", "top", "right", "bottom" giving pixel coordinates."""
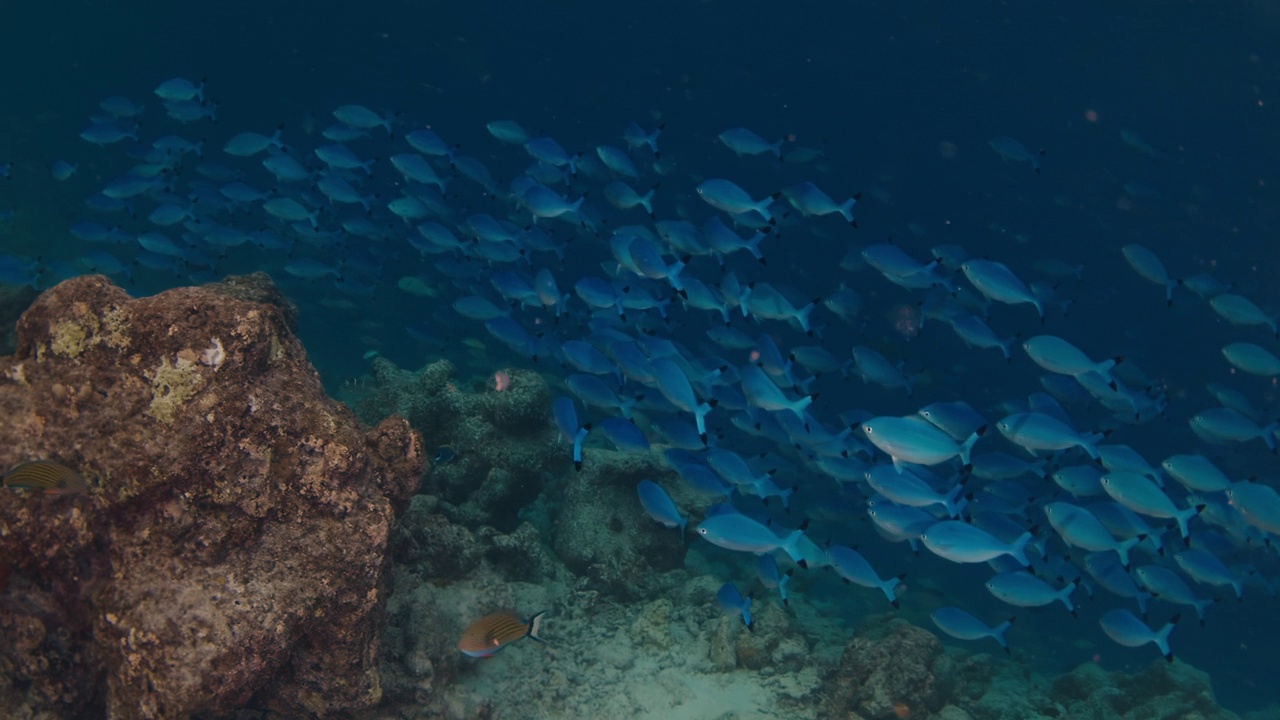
[
  {"left": 457, "top": 610, "right": 547, "bottom": 658},
  {"left": 2, "top": 460, "right": 89, "bottom": 494}
]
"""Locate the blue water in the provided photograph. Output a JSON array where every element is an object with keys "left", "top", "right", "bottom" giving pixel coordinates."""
[{"left": 3, "top": 0, "right": 1279, "bottom": 713}]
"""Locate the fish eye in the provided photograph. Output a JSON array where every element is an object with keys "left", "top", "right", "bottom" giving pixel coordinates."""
[{"left": 698, "top": 527, "right": 708, "bottom": 535}]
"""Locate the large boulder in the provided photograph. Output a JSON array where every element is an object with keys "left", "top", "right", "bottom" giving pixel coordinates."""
[{"left": 0, "top": 274, "right": 424, "bottom": 719}]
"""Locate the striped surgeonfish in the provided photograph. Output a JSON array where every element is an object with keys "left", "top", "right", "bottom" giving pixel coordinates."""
[
  {"left": 457, "top": 610, "right": 547, "bottom": 658},
  {"left": 2, "top": 460, "right": 88, "bottom": 494}
]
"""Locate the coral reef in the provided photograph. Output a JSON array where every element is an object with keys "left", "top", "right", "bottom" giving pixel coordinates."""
[
  {"left": 381, "top": 566, "right": 824, "bottom": 720},
  {"left": 820, "top": 616, "right": 952, "bottom": 719},
  {"left": 0, "top": 274, "right": 424, "bottom": 719},
  {"left": 550, "top": 448, "right": 688, "bottom": 601},
  {"left": 1045, "top": 658, "right": 1240, "bottom": 720},
  {"left": 816, "top": 612, "right": 1249, "bottom": 720},
  {"left": 0, "top": 277, "right": 1255, "bottom": 720},
  {"left": 364, "top": 358, "right": 560, "bottom": 531}
]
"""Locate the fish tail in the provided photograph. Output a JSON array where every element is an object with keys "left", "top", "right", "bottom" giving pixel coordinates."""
[
  {"left": 1194, "top": 598, "right": 1214, "bottom": 624},
  {"left": 1010, "top": 531, "right": 1033, "bottom": 567},
  {"left": 1175, "top": 506, "right": 1198, "bottom": 539},
  {"left": 944, "top": 484, "right": 968, "bottom": 519},
  {"left": 526, "top": 611, "right": 548, "bottom": 644},
  {"left": 792, "top": 395, "right": 813, "bottom": 417},
  {"left": 780, "top": 528, "right": 807, "bottom": 564},
  {"left": 1081, "top": 436, "right": 1101, "bottom": 460},
  {"left": 1116, "top": 536, "right": 1141, "bottom": 569},
  {"left": 959, "top": 429, "right": 985, "bottom": 466},
  {"left": 795, "top": 302, "right": 815, "bottom": 333},
  {"left": 1155, "top": 616, "right": 1178, "bottom": 660},
  {"left": 879, "top": 576, "right": 900, "bottom": 606},
  {"left": 839, "top": 197, "right": 857, "bottom": 224},
  {"left": 993, "top": 618, "right": 1014, "bottom": 649},
  {"left": 1058, "top": 581, "right": 1078, "bottom": 613}
]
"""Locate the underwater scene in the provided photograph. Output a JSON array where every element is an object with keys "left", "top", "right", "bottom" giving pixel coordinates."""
[{"left": 1, "top": 1, "right": 1279, "bottom": 718}]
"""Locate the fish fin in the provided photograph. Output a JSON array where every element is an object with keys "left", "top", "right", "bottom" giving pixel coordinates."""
[{"left": 526, "top": 611, "right": 549, "bottom": 644}]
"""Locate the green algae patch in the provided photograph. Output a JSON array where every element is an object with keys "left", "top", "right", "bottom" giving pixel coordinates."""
[
  {"left": 45, "top": 303, "right": 131, "bottom": 360},
  {"left": 49, "top": 319, "right": 89, "bottom": 359},
  {"left": 149, "top": 352, "right": 207, "bottom": 425}
]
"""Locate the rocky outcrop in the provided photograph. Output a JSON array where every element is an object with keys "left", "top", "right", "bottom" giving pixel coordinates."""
[
  {"left": 820, "top": 617, "right": 953, "bottom": 719},
  {"left": 364, "top": 359, "right": 561, "bottom": 531},
  {"left": 0, "top": 274, "right": 424, "bottom": 719},
  {"left": 550, "top": 449, "right": 688, "bottom": 601},
  {"left": 1047, "top": 658, "right": 1240, "bottom": 720}
]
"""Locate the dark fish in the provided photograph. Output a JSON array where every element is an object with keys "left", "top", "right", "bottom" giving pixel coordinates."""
[
  {"left": 433, "top": 446, "right": 456, "bottom": 464},
  {"left": 457, "top": 610, "right": 546, "bottom": 658},
  {"left": 2, "top": 460, "right": 89, "bottom": 494}
]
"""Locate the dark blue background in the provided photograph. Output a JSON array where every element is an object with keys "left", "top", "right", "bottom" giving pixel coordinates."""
[{"left": 2, "top": 0, "right": 1278, "bottom": 711}]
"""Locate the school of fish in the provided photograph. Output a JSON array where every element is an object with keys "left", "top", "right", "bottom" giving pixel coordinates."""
[{"left": 5, "top": 76, "right": 1280, "bottom": 668}]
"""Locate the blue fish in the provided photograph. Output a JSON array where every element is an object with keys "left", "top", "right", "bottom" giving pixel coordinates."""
[
  {"left": 333, "top": 104, "right": 393, "bottom": 133},
  {"left": 1044, "top": 502, "right": 1143, "bottom": 568},
  {"left": 931, "top": 607, "right": 1014, "bottom": 652},
  {"left": 825, "top": 545, "right": 905, "bottom": 607},
  {"left": 154, "top": 76, "right": 204, "bottom": 102},
  {"left": 1099, "top": 610, "right": 1178, "bottom": 661},
  {"left": 603, "top": 181, "right": 656, "bottom": 217},
  {"left": 552, "top": 397, "right": 589, "bottom": 471},
  {"left": 50, "top": 160, "right": 77, "bottom": 181},
  {"left": 1134, "top": 565, "right": 1215, "bottom": 626},
  {"left": 622, "top": 122, "right": 662, "bottom": 156},
  {"left": 651, "top": 358, "right": 713, "bottom": 443},
  {"left": 223, "top": 127, "right": 284, "bottom": 157},
  {"left": 637, "top": 480, "right": 686, "bottom": 539},
  {"left": 740, "top": 364, "right": 813, "bottom": 422},
  {"left": 716, "top": 582, "right": 753, "bottom": 630},
  {"left": 565, "top": 374, "right": 636, "bottom": 417},
  {"left": 1083, "top": 553, "right": 1152, "bottom": 618},
  {"left": 696, "top": 179, "right": 777, "bottom": 223},
  {"left": 781, "top": 182, "right": 859, "bottom": 226},
  {"left": 599, "top": 417, "right": 650, "bottom": 453},
  {"left": 487, "top": 120, "right": 529, "bottom": 145},
  {"left": 673, "top": 462, "right": 731, "bottom": 498},
  {"left": 696, "top": 513, "right": 809, "bottom": 565},
  {"left": 718, "top": 127, "right": 783, "bottom": 158},
  {"left": 985, "top": 572, "right": 1078, "bottom": 615},
  {"left": 756, "top": 554, "right": 792, "bottom": 607},
  {"left": 921, "top": 521, "right": 1032, "bottom": 566},
  {"left": 405, "top": 128, "right": 456, "bottom": 161}
]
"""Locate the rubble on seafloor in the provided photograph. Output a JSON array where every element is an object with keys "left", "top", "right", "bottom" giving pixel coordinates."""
[{"left": 359, "top": 357, "right": 1272, "bottom": 720}]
